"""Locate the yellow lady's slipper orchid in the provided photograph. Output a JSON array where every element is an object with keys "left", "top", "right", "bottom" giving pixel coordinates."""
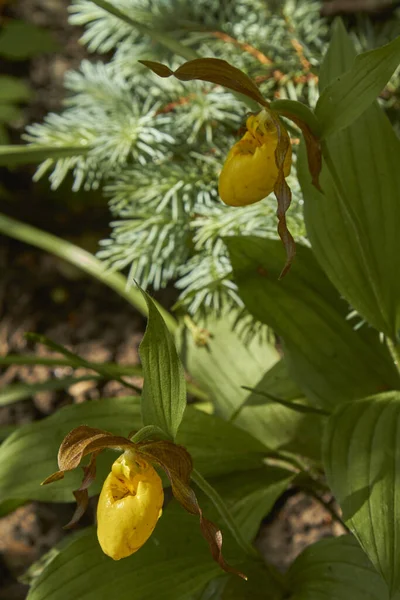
[
  {"left": 43, "top": 424, "right": 245, "bottom": 579},
  {"left": 218, "top": 110, "right": 292, "bottom": 207},
  {"left": 97, "top": 451, "right": 164, "bottom": 560}
]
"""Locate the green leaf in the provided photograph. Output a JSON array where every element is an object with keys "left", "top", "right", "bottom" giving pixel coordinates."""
[
  {"left": 0, "top": 498, "right": 26, "bottom": 518},
  {"left": 316, "top": 21, "right": 400, "bottom": 137},
  {"left": 288, "top": 535, "right": 397, "bottom": 600},
  {"left": 227, "top": 236, "right": 399, "bottom": 410},
  {"left": 27, "top": 504, "right": 224, "bottom": 600},
  {"left": 242, "top": 358, "right": 302, "bottom": 405},
  {"left": 0, "top": 424, "right": 17, "bottom": 443},
  {"left": 323, "top": 392, "right": 400, "bottom": 595},
  {"left": 27, "top": 466, "right": 288, "bottom": 600},
  {"left": 0, "top": 375, "right": 102, "bottom": 406},
  {"left": 300, "top": 21, "right": 400, "bottom": 340},
  {"left": 177, "top": 312, "right": 279, "bottom": 420},
  {"left": 0, "top": 20, "right": 59, "bottom": 60},
  {"left": 0, "top": 104, "right": 23, "bottom": 123},
  {"left": 222, "top": 561, "right": 282, "bottom": 599},
  {"left": 24, "top": 332, "right": 141, "bottom": 394},
  {"left": 241, "top": 387, "right": 329, "bottom": 416},
  {"left": 0, "top": 75, "right": 31, "bottom": 103},
  {"left": 0, "top": 398, "right": 267, "bottom": 503},
  {"left": 139, "top": 291, "right": 186, "bottom": 439},
  {"left": 232, "top": 358, "right": 303, "bottom": 416},
  {"left": 0, "top": 353, "right": 142, "bottom": 376},
  {"left": 212, "top": 468, "right": 294, "bottom": 543},
  {"left": 178, "top": 314, "right": 323, "bottom": 461}
]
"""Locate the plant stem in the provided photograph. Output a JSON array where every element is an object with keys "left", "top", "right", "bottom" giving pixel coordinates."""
[{"left": 0, "top": 212, "right": 177, "bottom": 333}]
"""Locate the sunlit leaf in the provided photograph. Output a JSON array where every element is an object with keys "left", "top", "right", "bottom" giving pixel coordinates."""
[
  {"left": 139, "top": 290, "right": 186, "bottom": 439},
  {"left": 227, "top": 236, "right": 399, "bottom": 410},
  {"left": 288, "top": 535, "right": 398, "bottom": 600},
  {"left": 323, "top": 392, "right": 400, "bottom": 595}
]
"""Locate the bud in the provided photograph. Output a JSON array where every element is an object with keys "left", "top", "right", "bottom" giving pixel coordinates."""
[
  {"left": 97, "top": 451, "right": 164, "bottom": 560},
  {"left": 218, "top": 110, "right": 292, "bottom": 207}
]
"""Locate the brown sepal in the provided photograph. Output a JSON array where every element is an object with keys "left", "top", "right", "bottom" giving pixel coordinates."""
[
  {"left": 41, "top": 470, "right": 65, "bottom": 485},
  {"left": 200, "top": 514, "right": 247, "bottom": 581},
  {"left": 285, "top": 115, "right": 322, "bottom": 192},
  {"left": 43, "top": 426, "right": 137, "bottom": 526},
  {"left": 64, "top": 489, "right": 89, "bottom": 529},
  {"left": 137, "top": 441, "right": 246, "bottom": 580},
  {"left": 65, "top": 451, "right": 100, "bottom": 528},
  {"left": 271, "top": 115, "right": 296, "bottom": 277},
  {"left": 140, "top": 58, "right": 267, "bottom": 109},
  {"left": 57, "top": 425, "right": 135, "bottom": 472}
]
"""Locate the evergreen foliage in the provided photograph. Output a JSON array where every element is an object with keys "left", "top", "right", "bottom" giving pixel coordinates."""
[{"left": 23, "top": 0, "right": 399, "bottom": 320}]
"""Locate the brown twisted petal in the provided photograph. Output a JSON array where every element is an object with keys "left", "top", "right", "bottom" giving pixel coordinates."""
[
  {"left": 140, "top": 58, "right": 268, "bottom": 108},
  {"left": 138, "top": 440, "right": 247, "bottom": 580}
]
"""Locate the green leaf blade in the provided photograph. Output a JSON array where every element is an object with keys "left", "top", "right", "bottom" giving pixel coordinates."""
[
  {"left": 300, "top": 21, "right": 400, "bottom": 340},
  {"left": 27, "top": 509, "right": 222, "bottom": 600},
  {"left": 0, "top": 399, "right": 267, "bottom": 504},
  {"left": 288, "top": 535, "right": 397, "bottom": 600},
  {"left": 227, "top": 236, "right": 399, "bottom": 411},
  {"left": 316, "top": 21, "right": 400, "bottom": 138},
  {"left": 139, "top": 291, "right": 186, "bottom": 439},
  {"left": 323, "top": 392, "right": 400, "bottom": 595}
]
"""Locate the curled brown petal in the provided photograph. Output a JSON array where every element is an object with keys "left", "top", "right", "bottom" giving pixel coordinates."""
[
  {"left": 64, "top": 489, "right": 89, "bottom": 530},
  {"left": 137, "top": 441, "right": 246, "bottom": 579},
  {"left": 271, "top": 115, "right": 296, "bottom": 278},
  {"left": 57, "top": 426, "right": 135, "bottom": 472},
  {"left": 140, "top": 58, "right": 267, "bottom": 108}
]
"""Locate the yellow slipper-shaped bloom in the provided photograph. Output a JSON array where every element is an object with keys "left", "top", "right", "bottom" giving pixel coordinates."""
[
  {"left": 219, "top": 110, "right": 292, "bottom": 207},
  {"left": 97, "top": 452, "right": 164, "bottom": 560}
]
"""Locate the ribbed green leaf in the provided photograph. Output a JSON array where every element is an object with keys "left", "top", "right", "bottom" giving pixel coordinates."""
[
  {"left": 27, "top": 504, "right": 223, "bottom": 600},
  {"left": 27, "top": 466, "right": 289, "bottom": 600},
  {"left": 178, "top": 312, "right": 323, "bottom": 460},
  {"left": 288, "top": 535, "right": 398, "bottom": 600},
  {"left": 139, "top": 291, "right": 186, "bottom": 439},
  {"left": 214, "top": 467, "right": 294, "bottom": 543},
  {"left": 300, "top": 21, "right": 400, "bottom": 340},
  {"left": 323, "top": 393, "right": 400, "bottom": 595},
  {"left": 177, "top": 312, "right": 279, "bottom": 420},
  {"left": 227, "top": 236, "right": 399, "bottom": 410},
  {"left": 222, "top": 560, "right": 282, "bottom": 599},
  {"left": 316, "top": 21, "right": 400, "bottom": 137},
  {"left": 0, "top": 398, "right": 267, "bottom": 503}
]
